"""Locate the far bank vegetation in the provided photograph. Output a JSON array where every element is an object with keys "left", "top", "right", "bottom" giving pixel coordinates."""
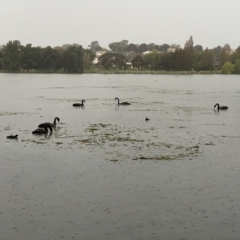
[{"left": 0, "top": 37, "right": 240, "bottom": 74}]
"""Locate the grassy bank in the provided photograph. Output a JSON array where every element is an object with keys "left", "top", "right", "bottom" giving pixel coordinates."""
[
  {"left": 0, "top": 68, "right": 221, "bottom": 74},
  {"left": 84, "top": 68, "right": 221, "bottom": 75}
]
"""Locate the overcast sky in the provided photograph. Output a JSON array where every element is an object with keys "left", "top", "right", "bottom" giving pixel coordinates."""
[{"left": 1, "top": 0, "right": 240, "bottom": 49}]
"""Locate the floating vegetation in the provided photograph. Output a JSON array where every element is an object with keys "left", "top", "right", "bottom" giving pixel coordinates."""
[
  {"left": 0, "top": 111, "right": 37, "bottom": 116},
  {"left": 68, "top": 123, "right": 203, "bottom": 161}
]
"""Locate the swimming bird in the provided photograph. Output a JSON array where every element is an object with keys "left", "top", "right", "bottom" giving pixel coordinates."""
[
  {"left": 38, "top": 117, "right": 60, "bottom": 128},
  {"left": 145, "top": 117, "right": 150, "bottom": 121},
  {"left": 7, "top": 135, "right": 18, "bottom": 139},
  {"left": 73, "top": 100, "right": 85, "bottom": 107},
  {"left": 214, "top": 103, "right": 228, "bottom": 110},
  {"left": 32, "top": 126, "right": 53, "bottom": 135},
  {"left": 115, "top": 98, "right": 131, "bottom": 106}
]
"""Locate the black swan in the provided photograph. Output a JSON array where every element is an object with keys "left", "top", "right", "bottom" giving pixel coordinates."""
[
  {"left": 7, "top": 135, "right": 18, "bottom": 139},
  {"left": 214, "top": 103, "right": 228, "bottom": 110},
  {"left": 115, "top": 98, "right": 131, "bottom": 105},
  {"left": 38, "top": 117, "right": 60, "bottom": 128},
  {"left": 73, "top": 100, "right": 85, "bottom": 107},
  {"left": 32, "top": 126, "right": 53, "bottom": 135}
]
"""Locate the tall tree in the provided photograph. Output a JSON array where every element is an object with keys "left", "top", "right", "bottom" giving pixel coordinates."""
[
  {"left": 159, "top": 44, "right": 170, "bottom": 52},
  {"left": 83, "top": 52, "right": 92, "bottom": 69},
  {"left": 194, "top": 48, "right": 213, "bottom": 71},
  {"left": 62, "top": 45, "right": 84, "bottom": 73},
  {"left": 98, "top": 52, "right": 127, "bottom": 70},
  {"left": 223, "top": 43, "right": 231, "bottom": 52},
  {"left": 89, "top": 41, "right": 102, "bottom": 52},
  {"left": 138, "top": 43, "right": 148, "bottom": 53},
  {"left": 131, "top": 55, "right": 145, "bottom": 70},
  {"left": 184, "top": 36, "right": 194, "bottom": 70},
  {"left": 193, "top": 45, "right": 203, "bottom": 53},
  {"left": 143, "top": 52, "right": 163, "bottom": 70},
  {"left": 124, "top": 43, "right": 138, "bottom": 52},
  {"left": 40, "top": 46, "right": 57, "bottom": 71},
  {"left": 109, "top": 40, "right": 128, "bottom": 53},
  {"left": 234, "top": 59, "right": 240, "bottom": 73},
  {"left": 2, "top": 40, "right": 21, "bottom": 71},
  {"left": 0, "top": 51, "right": 3, "bottom": 69}
]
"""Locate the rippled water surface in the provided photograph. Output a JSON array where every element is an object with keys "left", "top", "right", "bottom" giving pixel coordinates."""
[{"left": 1, "top": 73, "right": 240, "bottom": 240}]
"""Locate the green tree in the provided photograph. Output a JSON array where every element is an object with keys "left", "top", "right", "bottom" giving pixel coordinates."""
[
  {"left": 193, "top": 45, "right": 203, "bottom": 53},
  {"left": 143, "top": 52, "right": 163, "bottom": 70},
  {"left": 83, "top": 52, "right": 92, "bottom": 69},
  {"left": 220, "top": 48, "right": 229, "bottom": 65},
  {"left": 147, "top": 43, "right": 159, "bottom": 51},
  {"left": 19, "top": 44, "right": 39, "bottom": 72},
  {"left": 223, "top": 43, "right": 231, "bottom": 52},
  {"left": 2, "top": 40, "right": 21, "bottom": 71},
  {"left": 62, "top": 45, "right": 84, "bottom": 73},
  {"left": 194, "top": 48, "right": 214, "bottom": 71},
  {"left": 124, "top": 43, "right": 138, "bottom": 52},
  {"left": 89, "top": 41, "right": 102, "bottom": 52},
  {"left": 235, "top": 46, "right": 240, "bottom": 59},
  {"left": 221, "top": 61, "right": 235, "bottom": 74},
  {"left": 84, "top": 49, "right": 95, "bottom": 61},
  {"left": 40, "top": 46, "right": 57, "bottom": 71},
  {"left": 109, "top": 40, "right": 128, "bottom": 53},
  {"left": 159, "top": 44, "right": 170, "bottom": 52},
  {"left": 162, "top": 52, "right": 174, "bottom": 70},
  {"left": 234, "top": 59, "right": 240, "bottom": 74},
  {"left": 184, "top": 36, "right": 194, "bottom": 70},
  {"left": 0, "top": 51, "right": 3, "bottom": 69},
  {"left": 131, "top": 55, "right": 145, "bottom": 70},
  {"left": 98, "top": 52, "right": 127, "bottom": 70},
  {"left": 138, "top": 43, "right": 148, "bottom": 53}
]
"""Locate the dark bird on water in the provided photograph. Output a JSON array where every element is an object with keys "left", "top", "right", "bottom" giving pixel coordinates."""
[
  {"left": 73, "top": 100, "right": 85, "bottom": 107},
  {"left": 38, "top": 117, "right": 60, "bottom": 128},
  {"left": 115, "top": 98, "right": 131, "bottom": 105},
  {"left": 32, "top": 126, "right": 53, "bottom": 135},
  {"left": 145, "top": 117, "right": 150, "bottom": 121},
  {"left": 7, "top": 135, "right": 18, "bottom": 139},
  {"left": 214, "top": 103, "right": 228, "bottom": 110}
]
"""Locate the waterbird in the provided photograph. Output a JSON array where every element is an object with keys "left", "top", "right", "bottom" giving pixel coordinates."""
[
  {"left": 115, "top": 98, "right": 131, "bottom": 106},
  {"left": 32, "top": 126, "right": 53, "bottom": 135},
  {"left": 145, "top": 117, "right": 150, "bottom": 121},
  {"left": 7, "top": 135, "right": 18, "bottom": 139},
  {"left": 73, "top": 100, "right": 85, "bottom": 107},
  {"left": 38, "top": 117, "right": 60, "bottom": 128},
  {"left": 214, "top": 103, "right": 228, "bottom": 110}
]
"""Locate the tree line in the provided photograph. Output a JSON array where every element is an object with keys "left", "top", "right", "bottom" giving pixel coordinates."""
[
  {"left": 1, "top": 37, "right": 240, "bottom": 73},
  {"left": 97, "top": 37, "right": 240, "bottom": 73},
  {"left": 0, "top": 40, "right": 94, "bottom": 73}
]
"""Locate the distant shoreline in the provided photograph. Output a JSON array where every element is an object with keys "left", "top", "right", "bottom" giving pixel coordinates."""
[{"left": 0, "top": 69, "right": 222, "bottom": 75}]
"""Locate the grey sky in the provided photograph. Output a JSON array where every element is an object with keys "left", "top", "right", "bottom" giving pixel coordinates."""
[{"left": 1, "top": 0, "right": 240, "bottom": 49}]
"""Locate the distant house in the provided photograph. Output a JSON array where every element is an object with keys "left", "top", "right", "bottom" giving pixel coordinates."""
[
  {"left": 96, "top": 51, "right": 106, "bottom": 57},
  {"left": 126, "top": 62, "right": 133, "bottom": 68},
  {"left": 167, "top": 48, "right": 176, "bottom": 53},
  {"left": 142, "top": 51, "right": 152, "bottom": 55},
  {"left": 92, "top": 51, "right": 106, "bottom": 65},
  {"left": 92, "top": 58, "right": 99, "bottom": 65}
]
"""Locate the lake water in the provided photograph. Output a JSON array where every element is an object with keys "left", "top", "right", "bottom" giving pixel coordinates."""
[{"left": 1, "top": 73, "right": 240, "bottom": 240}]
